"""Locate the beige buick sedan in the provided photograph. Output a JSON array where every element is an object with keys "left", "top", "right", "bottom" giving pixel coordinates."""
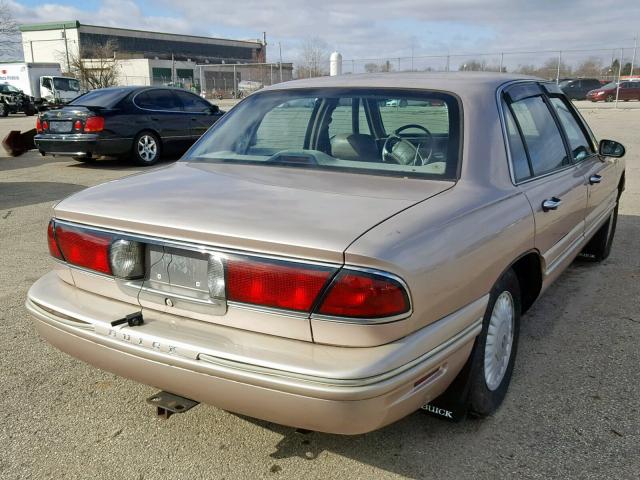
[{"left": 27, "top": 73, "right": 626, "bottom": 434}]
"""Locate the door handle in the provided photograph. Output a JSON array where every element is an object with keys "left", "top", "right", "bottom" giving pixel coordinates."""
[
  {"left": 589, "top": 174, "right": 602, "bottom": 185},
  {"left": 542, "top": 197, "right": 562, "bottom": 212}
]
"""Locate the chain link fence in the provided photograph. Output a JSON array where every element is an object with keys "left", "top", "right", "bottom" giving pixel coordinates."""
[
  {"left": 194, "top": 63, "right": 294, "bottom": 100},
  {"left": 325, "top": 46, "right": 638, "bottom": 83}
]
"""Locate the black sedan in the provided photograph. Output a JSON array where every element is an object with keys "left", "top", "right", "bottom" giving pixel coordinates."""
[{"left": 34, "top": 86, "right": 224, "bottom": 165}]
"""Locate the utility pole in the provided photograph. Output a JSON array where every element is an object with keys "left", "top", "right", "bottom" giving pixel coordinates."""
[
  {"left": 615, "top": 48, "right": 624, "bottom": 108},
  {"left": 555, "top": 51, "right": 562, "bottom": 84},
  {"left": 278, "top": 42, "right": 283, "bottom": 82},
  {"left": 62, "top": 25, "right": 70, "bottom": 72},
  {"left": 499, "top": 52, "right": 504, "bottom": 73},
  {"left": 630, "top": 34, "right": 637, "bottom": 78}
]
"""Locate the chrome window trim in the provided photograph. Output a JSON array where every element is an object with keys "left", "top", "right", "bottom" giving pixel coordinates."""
[{"left": 496, "top": 80, "right": 584, "bottom": 187}]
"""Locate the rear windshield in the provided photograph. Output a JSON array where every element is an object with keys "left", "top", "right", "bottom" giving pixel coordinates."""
[
  {"left": 68, "top": 88, "right": 130, "bottom": 107},
  {"left": 185, "top": 88, "right": 461, "bottom": 179}
]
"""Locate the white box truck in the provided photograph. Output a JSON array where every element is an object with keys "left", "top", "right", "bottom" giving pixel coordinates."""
[{"left": 0, "top": 62, "right": 81, "bottom": 114}]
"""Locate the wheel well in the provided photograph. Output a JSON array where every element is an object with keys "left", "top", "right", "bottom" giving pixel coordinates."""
[{"left": 511, "top": 252, "right": 542, "bottom": 314}]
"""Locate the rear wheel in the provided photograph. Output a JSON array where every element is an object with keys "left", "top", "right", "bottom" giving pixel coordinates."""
[
  {"left": 468, "top": 269, "right": 521, "bottom": 417},
  {"left": 582, "top": 202, "right": 618, "bottom": 261},
  {"left": 132, "top": 131, "right": 161, "bottom": 166}
]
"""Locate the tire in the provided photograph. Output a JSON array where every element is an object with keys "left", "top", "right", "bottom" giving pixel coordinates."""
[
  {"left": 0, "top": 104, "right": 8, "bottom": 117},
  {"left": 132, "top": 131, "right": 161, "bottom": 166},
  {"left": 605, "top": 95, "right": 614, "bottom": 102},
  {"left": 581, "top": 201, "right": 618, "bottom": 261},
  {"left": 24, "top": 105, "right": 36, "bottom": 116},
  {"left": 468, "top": 269, "right": 521, "bottom": 417}
]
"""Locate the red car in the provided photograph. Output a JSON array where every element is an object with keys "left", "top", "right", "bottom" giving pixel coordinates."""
[{"left": 587, "top": 80, "right": 640, "bottom": 102}]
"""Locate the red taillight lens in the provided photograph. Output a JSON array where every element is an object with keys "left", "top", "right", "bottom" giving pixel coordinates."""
[
  {"left": 42, "top": 120, "right": 49, "bottom": 131},
  {"left": 73, "top": 120, "right": 83, "bottom": 131},
  {"left": 317, "top": 270, "right": 410, "bottom": 318},
  {"left": 84, "top": 116, "right": 104, "bottom": 132},
  {"left": 47, "top": 220, "right": 63, "bottom": 260},
  {"left": 55, "top": 224, "right": 112, "bottom": 275},
  {"left": 36, "top": 117, "right": 42, "bottom": 132},
  {"left": 226, "top": 257, "right": 333, "bottom": 312}
]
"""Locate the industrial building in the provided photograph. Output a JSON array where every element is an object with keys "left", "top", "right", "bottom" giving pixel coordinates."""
[{"left": 18, "top": 21, "right": 286, "bottom": 91}]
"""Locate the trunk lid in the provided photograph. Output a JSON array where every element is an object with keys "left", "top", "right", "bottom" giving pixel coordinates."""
[{"left": 54, "top": 162, "right": 453, "bottom": 262}]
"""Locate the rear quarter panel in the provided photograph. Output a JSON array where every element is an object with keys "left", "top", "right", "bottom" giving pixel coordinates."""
[{"left": 333, "top": 183, "right": 535, "bottom": 344}]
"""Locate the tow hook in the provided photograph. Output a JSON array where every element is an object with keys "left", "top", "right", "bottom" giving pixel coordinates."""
[{"left": 146, "top": 391, "right": 199, "bottom": 419}]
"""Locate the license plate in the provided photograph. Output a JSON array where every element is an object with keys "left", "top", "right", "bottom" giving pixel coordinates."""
[
  {"left": 49, "top": 121, "right": 73, "bottom": 133},
  {"left": 148, "top": 246, "right": 210, "bottom": 294}
]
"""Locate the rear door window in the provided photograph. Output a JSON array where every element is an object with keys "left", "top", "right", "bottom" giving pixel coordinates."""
[
  {"left": 135, "top": 89, "right": 181, "bottom": 111},
  {"left": 503, "top": 105, "right": 532, "bottom": 182},
  {"left": 509, "top": 96, "right": 569, "bottom": 176}
]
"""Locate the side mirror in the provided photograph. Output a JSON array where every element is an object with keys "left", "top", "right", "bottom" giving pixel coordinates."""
[
  {"left": 208, "top": 105, "right": 220, "bottom": 115},
  {"left": 599, "top": 139, "right": 625, "bottom": 158}
]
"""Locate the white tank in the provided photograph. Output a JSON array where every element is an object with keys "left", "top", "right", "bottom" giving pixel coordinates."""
[{"left": 330, "top": 51, "right": 343, "bottom": 76}]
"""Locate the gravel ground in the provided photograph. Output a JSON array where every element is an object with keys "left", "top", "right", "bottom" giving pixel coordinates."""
[{"left": 0, "top": 104, "right": 638, "bottom": 480}]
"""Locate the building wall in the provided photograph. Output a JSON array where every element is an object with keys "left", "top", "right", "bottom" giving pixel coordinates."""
[{"left": 21, "top": 27, "right": 80, "bottom": 68}]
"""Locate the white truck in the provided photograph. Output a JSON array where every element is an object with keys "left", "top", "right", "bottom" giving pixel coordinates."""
[{"left": 0, "top": 62, "right": 81, "bottom": 109}]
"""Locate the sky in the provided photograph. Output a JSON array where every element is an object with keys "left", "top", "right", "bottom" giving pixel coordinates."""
[{"left": 6, "top": 0, "right": 640, "bottom": 66}]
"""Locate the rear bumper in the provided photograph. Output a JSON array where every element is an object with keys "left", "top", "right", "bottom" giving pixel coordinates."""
[
  {"left": 26, "top": 272, "right": 483, "bottom": 434},
  {"left": 34, "top": 133, "right": 132, "bottom": 157}
]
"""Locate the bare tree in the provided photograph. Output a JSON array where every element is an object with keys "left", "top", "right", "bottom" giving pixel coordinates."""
[
  {"left": 68, "top": 40, "right": 120, "bottom": 89},
  {"left": 296, "top": 37, "right": 329, "bottom": 78},
  {"left": 0, "top": 0, "right": 20, "bottom": 60},
  {"left": 364, "top": 63, "right": 380, "bottom": 73},
  {"left": 573, "top": 58, "right": 603, "bottom": 78}
]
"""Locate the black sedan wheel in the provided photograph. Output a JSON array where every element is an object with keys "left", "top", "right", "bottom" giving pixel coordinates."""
[{"left": 133, "top": 131, "right": 161, "bottom": 166}]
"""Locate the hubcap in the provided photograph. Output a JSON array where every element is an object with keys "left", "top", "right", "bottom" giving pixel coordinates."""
[
  {"left": 137, "top": 135, "right": 157, "bottom": 162},
  {"left": 484, "top": 291, "right": 515, "bottom": 391}
]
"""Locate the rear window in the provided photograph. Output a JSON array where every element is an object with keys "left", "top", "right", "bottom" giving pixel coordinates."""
[
  {"left": 69, "top": 88, "right": 130, "bottom": 107},
  {"left": 185, "top": 88, "right": 461, "bottom": 180}
]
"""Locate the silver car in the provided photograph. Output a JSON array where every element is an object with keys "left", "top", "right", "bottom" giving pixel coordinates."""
[{"left": 27, "top": 73, "right": 626, "bottom": 434}]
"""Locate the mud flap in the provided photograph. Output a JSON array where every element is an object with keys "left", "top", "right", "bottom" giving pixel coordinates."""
[{"left": 421, "top": 343, "right": 478, "bottom": 422}]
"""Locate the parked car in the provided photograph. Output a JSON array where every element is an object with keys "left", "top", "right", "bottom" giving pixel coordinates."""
[
  {"left": 558, "top": 78, "right": 602, "bottom": 100},
  {"left": 27, "top": 73, "right": 626, "bottom": 434},
  {"left": 34, "top": 86, "right": 224, "bottom": 165},
  {"left": 0, "top": 83, "right": 37, "bottom": 116},
  {"left": 586, "top": 80, "right": 640, "bottom": 102}
]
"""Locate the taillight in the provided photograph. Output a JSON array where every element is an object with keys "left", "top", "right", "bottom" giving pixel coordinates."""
[
  {"left": 47, "top": 220, "right": 63, "bottom": 260},
  {"left": 42, "top": 120, "right": 49, "bottom": 131},
  {"left": 73, "top": 120, "right": 83, "bottom": 131},
  {"left": 317, "top": 270, "right": 410, "bottom": 319},
  {"left": 36, "top": 117, "right": 42, "bottom": 133},
  {"left": 54, "top": 224, "right": 112, "bottom": 275},
  {"left": 226, "top": 257, "right": 333, "bottom": 312},
  {"left": 84, "top": 116, "right": 104, "bottom": 132}
]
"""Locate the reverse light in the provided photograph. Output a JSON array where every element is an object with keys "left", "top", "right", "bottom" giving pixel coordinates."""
[
  {"left": 84, "top": 116, "right": 104, "bottom": 132},
  {"left": 42, "top": 120, "right": 49, "bottom": 131},
  {"left": 54, "top": 224, "right": 112, "bottom": 275},
  {"left": 226, "top": 257, "right": 333, "bottom": 312},
  {"left": 109, "top": 239, "right": 144, "bottom": 279},
  {"left": 317, "top": 270, "right": 410, "bottom": 319}
]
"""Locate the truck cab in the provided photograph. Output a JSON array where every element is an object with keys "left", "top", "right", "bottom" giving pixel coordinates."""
[{"left": 39, "top": 76, "right": 81, "bottom": 105}]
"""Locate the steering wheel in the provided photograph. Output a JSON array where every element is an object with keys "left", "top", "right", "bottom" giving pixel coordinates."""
[{"left": 382, "top": 124, "right": 433, "bottom": 165}]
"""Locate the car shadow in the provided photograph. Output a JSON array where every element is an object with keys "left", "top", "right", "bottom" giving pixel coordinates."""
[
  {"left": 0, "top": 181, "right": 85, "bottom": 210},
  {"left": 67, "top": 155, "right": 180, "bottom": 171},
  {"left": 0, "top": 152, "right": 70, "bottom": 172}
]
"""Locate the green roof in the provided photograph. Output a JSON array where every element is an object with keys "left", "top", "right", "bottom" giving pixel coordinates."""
[{"left": 19, "top": 21, "right": 80, "bottom": 32}]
